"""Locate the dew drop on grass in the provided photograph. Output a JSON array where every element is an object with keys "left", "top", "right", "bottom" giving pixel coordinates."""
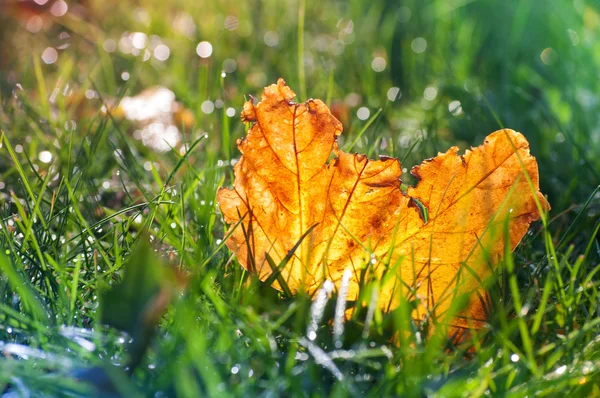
[{"left": 510, "top": 353, "right": 519, "bottom": 362}]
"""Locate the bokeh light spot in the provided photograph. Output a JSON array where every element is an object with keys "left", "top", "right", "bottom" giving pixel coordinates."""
[
  {"left": 38, "top": 151, "right": 52, "bottom": 164},
  {"left": 371, "top": 57, "right": 386, "bottom": 72},
  {"left": 196, "top": 41, "right": 213, "bottom": 58},
  {"left": 26, "top": 16, "right": 43, "bottom": 33},
  {"left": 567, "top": 29, "right": 579, "bottom": 46},
  {"left": 329, "top": 40, "right": 345, "bottom": 56},
  {"left": 398, "top": 6, "right": 411, "bottom": 22},
  {"left": 541, "top": 47, "right": 557, "bottom": 65},
  {"left": 223, "top": 59, "right": 237, "bottom": 73},
  {"left": 264, "top": 31, "right": 279, "bottom": 47},
  {"left": 345, "top": 93, "right": 361, "bottom": 107},
  {"left": 131, "top": 32, "right": 148, "bottom": 49},
  {"left": 201, "top": 100, "right": 215, "bottom": 114},
  {"left": 424, "top": 86, "right": 438, "bottom": 101},
  {"left": 357, "top": 107, "right": 370, "bottom": 120},
  {"left": 154, "top": 44, "right": 170, "bottom": 61},
  {"left": 173, "top": 13, "right": 196, "bottom": 38},
  {"left": 224, "top": 16, "right": 239, "bottom": 31},
  {"left": 411, "top": 37, "right": 427, "bottom": 53},
  {"left": 50, "top": 0, "right": 68, "bottom": 17},
  {"left": 448, "top": 100, "right": 463, "bottom": 115},
  {"left": 41, "top": 47, "right": 58, "bottom": 64},
  {"left": 103, "top": 39, "right": 116, "bottom": 53},
  {"left": 387, "top": 87, "right": 401, "bottom": 101}
]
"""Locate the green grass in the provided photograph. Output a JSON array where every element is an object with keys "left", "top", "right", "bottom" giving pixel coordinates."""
[{"left": 1, "top": 0, "right": 600, "bottom": 396}]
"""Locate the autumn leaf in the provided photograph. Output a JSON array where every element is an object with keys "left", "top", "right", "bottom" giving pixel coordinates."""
[{"left": 217, "top": 79, "right": 549, "bottom": 332}]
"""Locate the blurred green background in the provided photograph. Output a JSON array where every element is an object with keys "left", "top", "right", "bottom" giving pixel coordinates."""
[
  {"left": 2, "top": 0, "right": 599, "bottom": 208},
  {"left": 1, "top": 0, "right": 599, "bottom": 396}
]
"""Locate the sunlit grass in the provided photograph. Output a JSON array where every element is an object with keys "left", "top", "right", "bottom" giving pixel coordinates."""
[{"left": 1, "top": 0, "right": 600, "bottom": 396}]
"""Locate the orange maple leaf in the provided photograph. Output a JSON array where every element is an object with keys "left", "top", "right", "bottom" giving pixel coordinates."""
[{"left": 217, "top": 79, "right": 549, "bottom": 332}]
